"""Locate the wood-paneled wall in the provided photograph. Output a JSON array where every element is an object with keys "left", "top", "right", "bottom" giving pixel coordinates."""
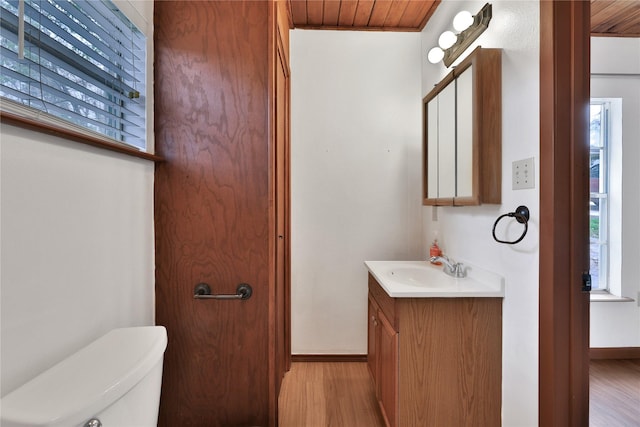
[{"left": 154, "top": 2, "right": 278, "bottom": 425}]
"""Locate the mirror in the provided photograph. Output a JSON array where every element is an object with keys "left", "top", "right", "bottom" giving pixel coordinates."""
[{"left": 422, "top": 47, "right": 502, "bottom": 206}]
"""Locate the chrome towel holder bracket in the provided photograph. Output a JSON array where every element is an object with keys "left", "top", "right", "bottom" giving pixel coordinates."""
[{"left": 193, "top": 283, "right": 253, "bottom": 300}]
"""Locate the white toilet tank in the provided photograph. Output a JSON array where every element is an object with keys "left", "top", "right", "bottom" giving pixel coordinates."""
[{"left": 0, "top": 326, "right": 167, "bottom": 427}]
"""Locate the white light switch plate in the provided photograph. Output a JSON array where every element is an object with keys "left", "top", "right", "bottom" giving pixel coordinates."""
[{"left": 512, "top": 157, "right": 535, "bottom": 190}]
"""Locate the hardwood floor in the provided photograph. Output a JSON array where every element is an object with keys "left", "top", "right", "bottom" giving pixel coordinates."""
[
  {"left": 590, "top": 359, "right": 640, "bottom": 426},
  {"left": 279, "top": 362, "right": 385, "bottom": 427},
  {"left": 280, "top": 359, "right": 640, "bottom": 427}
]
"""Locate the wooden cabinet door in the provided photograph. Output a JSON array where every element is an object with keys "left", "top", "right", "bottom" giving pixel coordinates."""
[
  {"left": 378, "top": 311, "right": 398, "bottom": 427},
  {"left": 367, "top": 295, "right": 379, "bottom": 389}
]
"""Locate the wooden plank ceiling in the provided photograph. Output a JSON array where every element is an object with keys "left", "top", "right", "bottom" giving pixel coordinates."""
[
  {"left": 288, "top": 0, "right": 639, "bottom": 37},
  {"left": 591, "top": 0, "right": 640, "bottom": 37},
  {"left": 289, "top": 0, "right": 440, "bottom": 32}
]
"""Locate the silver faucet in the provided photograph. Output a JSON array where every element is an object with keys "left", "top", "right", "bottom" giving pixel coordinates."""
[{"left": 429, "top": 256, "right": 467, "bottom": 278}]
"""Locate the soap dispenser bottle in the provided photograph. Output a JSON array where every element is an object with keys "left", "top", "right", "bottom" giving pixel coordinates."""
[{"left": 429, "top": 238, "right": 442, "bottom": 265}]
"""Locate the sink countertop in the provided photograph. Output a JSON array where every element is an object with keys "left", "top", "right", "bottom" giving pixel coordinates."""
[{"left": 364, "top": 260, "right": 505, "bottom": 298}]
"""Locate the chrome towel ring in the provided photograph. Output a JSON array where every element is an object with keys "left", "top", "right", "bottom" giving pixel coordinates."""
[{"left": 492, "top": 205, "right": 530, "bottom": 245}]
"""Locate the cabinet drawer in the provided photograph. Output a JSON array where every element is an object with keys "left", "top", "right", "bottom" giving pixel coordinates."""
[{"left": 368, "top": 274, "right": 397, "bottom": 331}]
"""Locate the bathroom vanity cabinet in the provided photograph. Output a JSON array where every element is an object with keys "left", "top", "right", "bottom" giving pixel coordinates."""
[
  {"left": 367, "top": 274, "right": 502, "bottom": 427},
  {"left": 423, "top": 47, "right": 502, "bottom": 206},
  {"left": 368, "top": 277, "right": 399, "bottom": 427}
]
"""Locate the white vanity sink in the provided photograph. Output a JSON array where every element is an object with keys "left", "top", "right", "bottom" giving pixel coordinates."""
[{"left": 364, "top": 260, "right": 504, "bottom": 298}]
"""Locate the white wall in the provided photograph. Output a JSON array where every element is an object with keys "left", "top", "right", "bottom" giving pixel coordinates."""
[
  {"left": 0, "top": 1, "right": 155, "bottom": 396},
  {"left": 590, "top": 37, "right": 640, "bottom": 348},
  {"left": 421, "top": 1, "right": 540, "bottom": 425},
  {"left": 0, "top": 127, "right": 156, "bottom": 395},
  {"left": 290, "top": 30, "right": 423, "bottom": 354}
]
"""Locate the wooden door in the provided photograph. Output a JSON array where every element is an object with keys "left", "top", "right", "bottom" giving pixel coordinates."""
[
  {"left": 273, "top": 0, "right": 291, "bottom": 404},
  {"left": 539, "top": 1, "right": 591, "bottom": 425},
  {"left": 154, "top": 2, "right": 273, "bottom": 425}
]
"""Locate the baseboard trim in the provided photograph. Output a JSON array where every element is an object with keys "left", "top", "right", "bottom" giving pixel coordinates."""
[
  {"left": 291, "top": 354, "right": 368, "bottom": 363},
  {"left": 590, "top": 347, "right": 640, "bottom": 360}
]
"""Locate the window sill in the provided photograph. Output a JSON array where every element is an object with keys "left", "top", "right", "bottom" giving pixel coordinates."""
[
  {"left": 1, "top": 111, "right": 163, "bottom": 163},
  {"left": 590, "top": 291, "right": 635, "bottom": 302}
]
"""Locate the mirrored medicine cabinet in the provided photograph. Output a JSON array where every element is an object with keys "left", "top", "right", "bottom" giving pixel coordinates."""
[{"left": 423, "top": 46, "right": 502, "bottom": 206}]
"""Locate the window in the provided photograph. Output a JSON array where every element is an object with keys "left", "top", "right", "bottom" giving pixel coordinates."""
[
  {"left": 589, "top": 97, "right": 625, "bottom": 298},
  {"left": 589, "top": 100, "right": 615, "bottom": 292},
  {"left": 0, "top": 0, "right": 147, "bottom": 150}
]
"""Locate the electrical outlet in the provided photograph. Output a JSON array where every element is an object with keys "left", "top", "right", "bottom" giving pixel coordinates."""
[{"left": 512, "top": 157, "right": 535, "bottom": 190}]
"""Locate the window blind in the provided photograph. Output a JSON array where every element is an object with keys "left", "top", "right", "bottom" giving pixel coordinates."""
[{"left": 0, "top": 0, "right": 146, "bottom": 150}]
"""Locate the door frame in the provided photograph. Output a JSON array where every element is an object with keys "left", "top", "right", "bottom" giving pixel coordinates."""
[{"left": 539, "top": 1, "right": 591, "bottom": 425}]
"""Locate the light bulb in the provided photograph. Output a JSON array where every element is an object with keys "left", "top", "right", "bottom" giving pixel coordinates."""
[
  {"left": 427, "top": 47, "right": 444, "bottom": 64},
  {"left": 453, "top": 11, "right": 474, "bottom": 32},
  {"left": 438, "top": 31, "right": 457, "bottom": 50}
]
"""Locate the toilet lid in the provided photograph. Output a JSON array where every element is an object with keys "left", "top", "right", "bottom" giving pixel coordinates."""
[{"left": 0, "top": 326, "right": 167, "bottom": 427}]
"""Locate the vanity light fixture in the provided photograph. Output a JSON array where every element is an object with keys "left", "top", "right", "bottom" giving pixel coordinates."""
[
  {"left": 438, "top": 30, "right": 457, "bottom": 50},
  {"left": 453, "top": 11, "right": 474, "bottom": 32},
  {"left": 427, "top": 46, "right": 445, "bottom": 63},
  {"left": 427, "top": 3, "right": 493, "bottom": 67}
]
